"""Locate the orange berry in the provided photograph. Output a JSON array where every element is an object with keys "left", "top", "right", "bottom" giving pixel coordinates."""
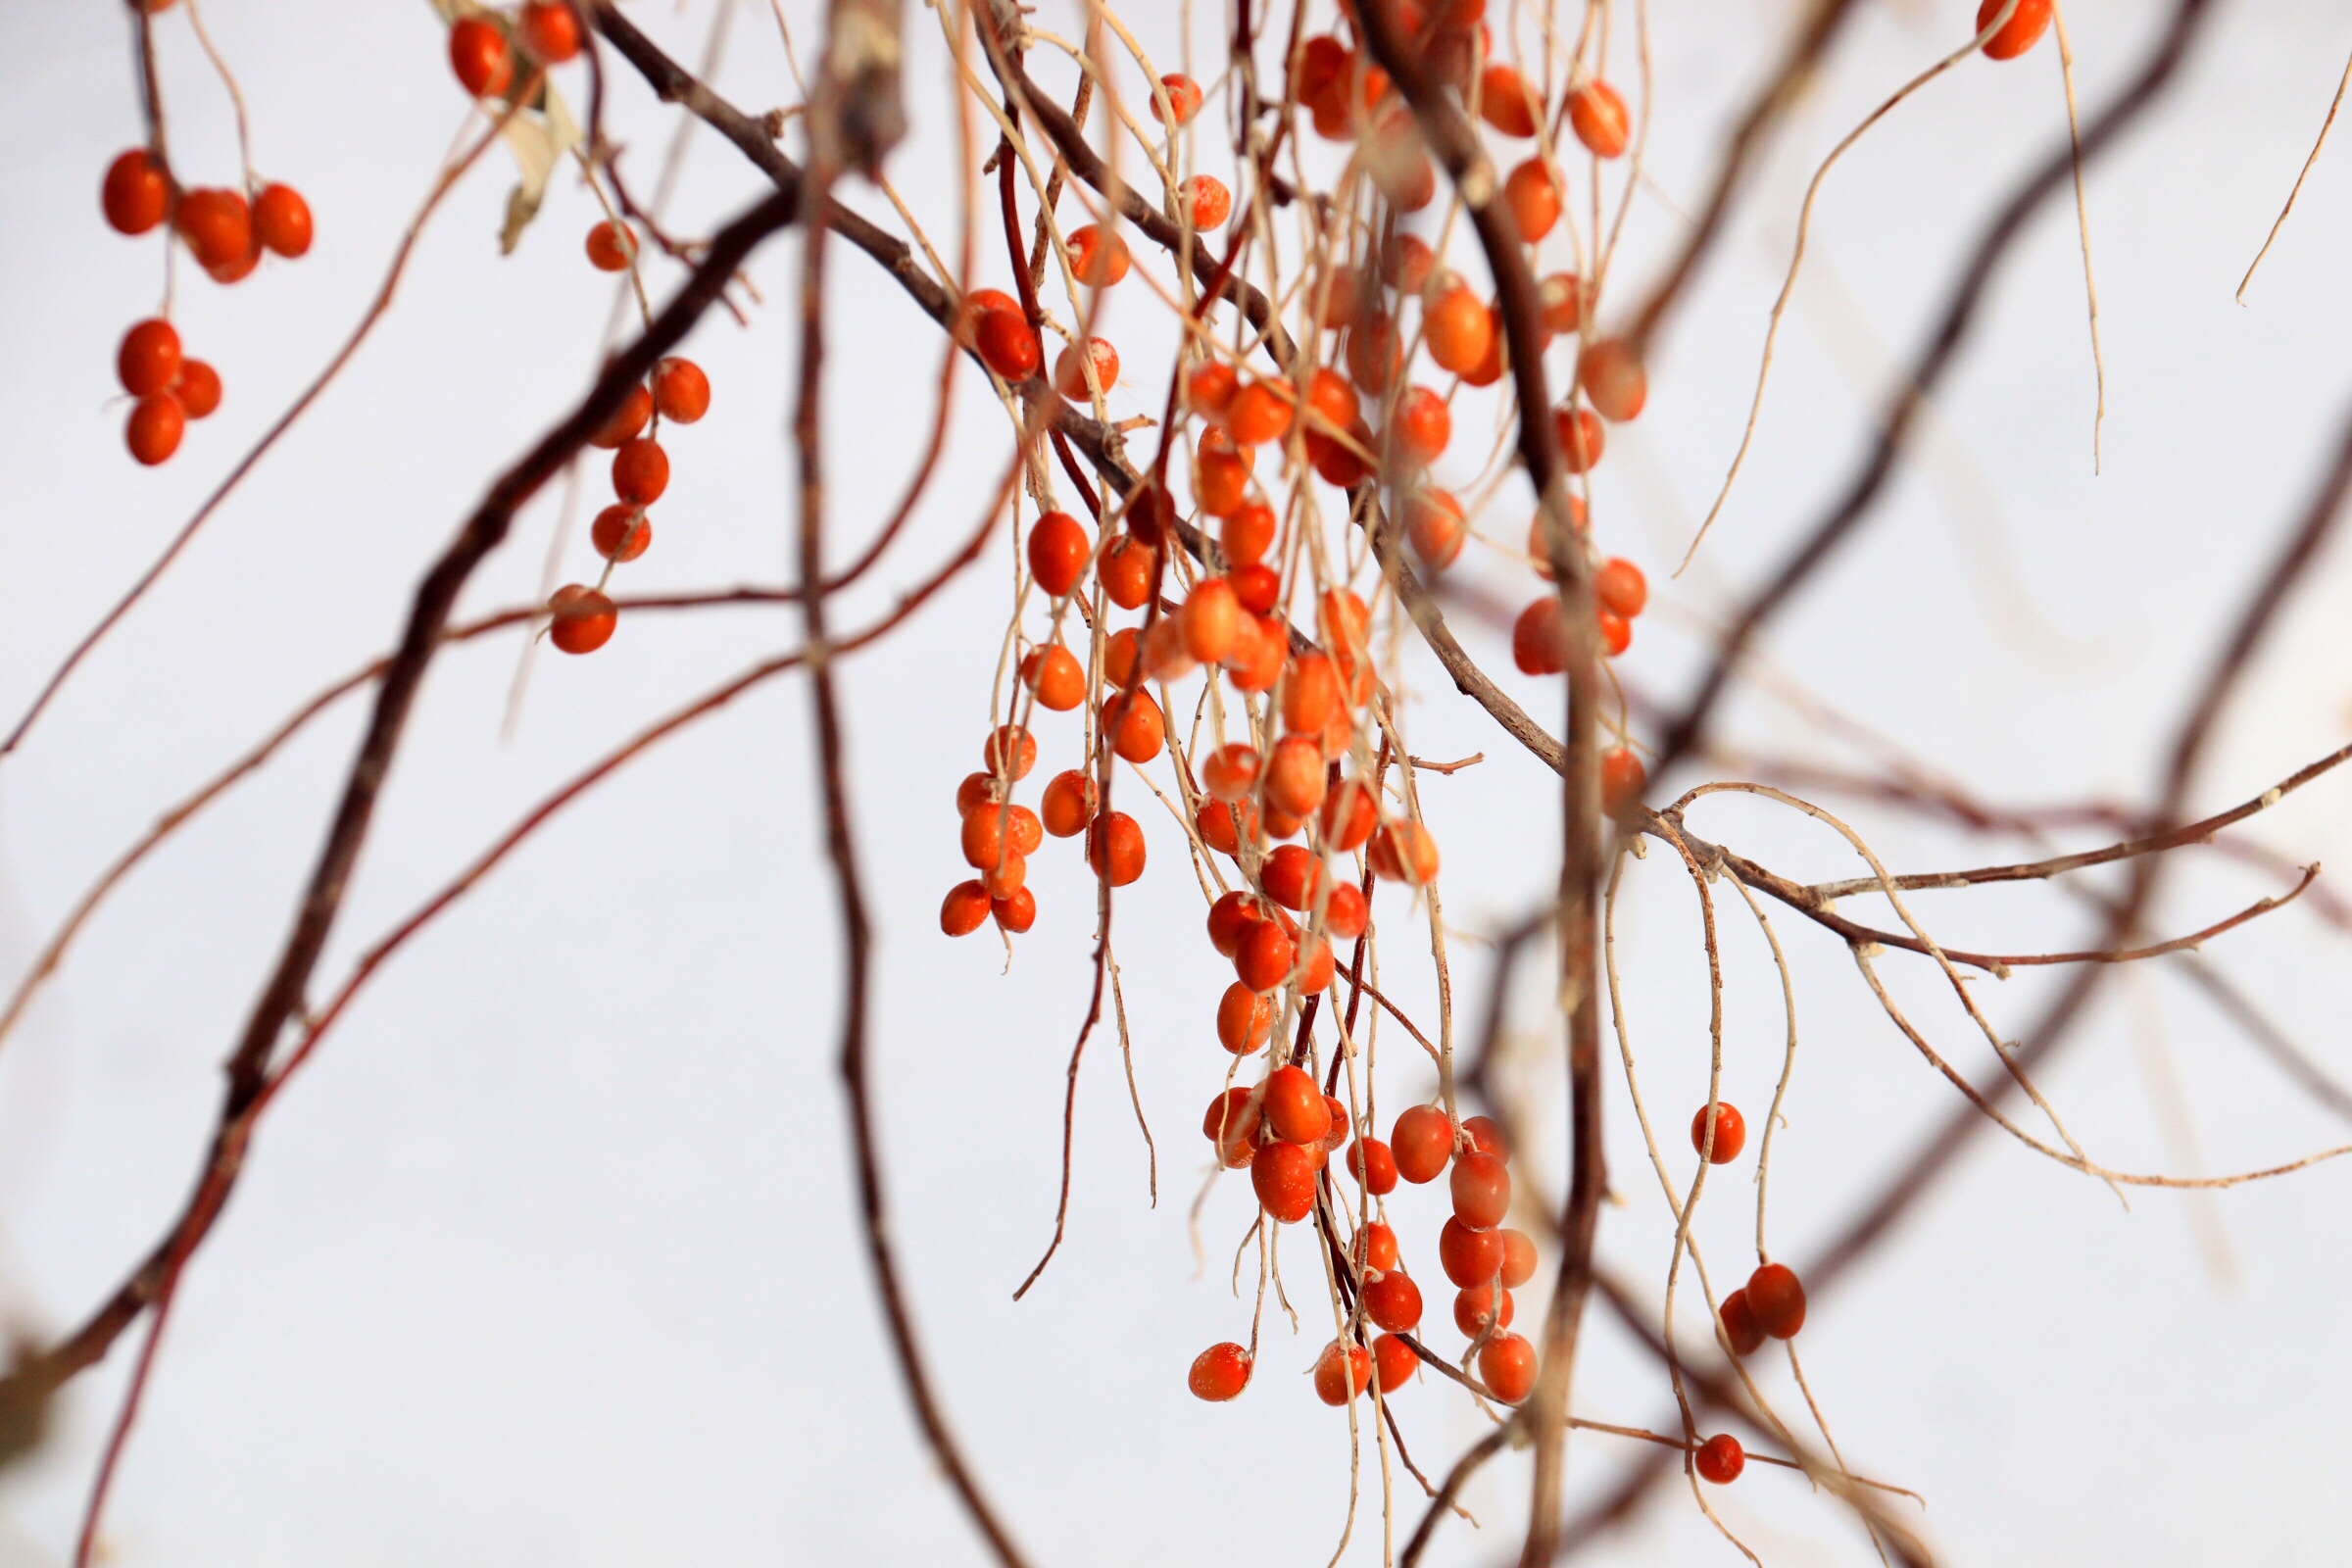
[
  {"left": 984, "top": 723, "right": 1038, "bottom": 780},
  {"left": 1067, "top": 224, "right": 1130, "bottom": 286},
  {"left": 1216, "top": 983, "right": 1274, "bottom": 1054},
  {"left": 1499, "top": 1228, "right": 1539, "bottom": 1289},
  {"left": 654, "top": 357, "right": 710, "bottom": 423},
  {"left": 979, "top": 850, "right": 1027, "bottom": 902},
  {"left": 1695, "top": 1434, "right": 1745, "bottom": 1485},
  {"left": 591, "top": 385, "right": 653, "bottom": 449},
  {"left": 1462, "top": 1114, "right": 1510, "bottom": 1161},
  {"left": 1555, "top": 406, "right": 1605, "bottom": 472},
  {"left": 1424, "top": 286, "right": 1494, "bottom": 375},
  {"left": 1578, "top": 338, "right": 1646, "bottom": 421},
  {"left": 1220, "top": 501, "right": 1276, "bottom": 568},
  {"left": 1184, "top": 174, "right": 1232, "bottom": 230},
  {"left": 102, "top": 149, "right": 169, "bottom": 235},
  {"left": 1746, "top": 1262, "right": 1806, "bottom": 1339},
  {"left": 941, "top": 880, "right": 991, "bottom": 936},
  {"left": 1178, "top": 577, "right": 1240, "bottom": 664},
  {"left": 1261, "top": 845, "right": 1326, "bottom": 912},
  {"left": 1718, "top": 1289, "right": 1765, "bottom": 1358},
  {"left": 124, "top": 394, "right": 184, "bottom": 466},
  {"left": 1599, "top": 610, "right": 1632, "bottom": 658},
  {"left": 1439, "top": 1216, "right": 1503, "bottom": 1287},
  {"left": 1691, "top": 1102, "right": 1746, "bottom": 1163},
  {"left": 118, "top": 318, "right": 181, "bottom": 397},
  {"left": 1321, "top": 778, "right": 1377, "bottom": 853},
  {"left": 172, "top": 359, "right": 220, "bottom": 419},
  {"left": 1228, "top": 379, "right": 1296, "bottom": 446},
  {"left": 975, "top": 308, "right": 1042, "bottom": 381},
  {"left": 955, "top": 287, "right": 1019, "bottom": 345},
  {"left": 1362, "top": 1269, "right": 1424, "bottom": 1334},
  {"left": 1021, "top": 644, "right": 1086, "bottom": 710},
  {"left": 1393, "top": 1104, "right": 1452, "bottom": 1185},
  {"left": 1503, "top": 159, "right": 1561, "bottom": 244},
  {"left": 1512, "top": 598, "right": 1568, "bottom": 676},
  {"left": 1206, "top": 890, "right": 1264, "bottom": 956},
  {"left": 1102, "top": 689, "right": 1166, "bottom": 763},
  {"left": 591, "top": 504, "right": 653, "bottom": 562},
  {"left": 1600, "top": 746, "right": 1647, "bottom": 816},
  {"left": 959, "top": 805, "right": 1012, "bottom": 871},
  {"left": 1294, "top": 933, "right": 1335, "bottom": 995},
  {"left": 1230, "top": 562, "right": 1280, "bottom": 615},
  {"left": 1528, "top": 496, "right": 1590, "bottom": 578},
  {"left": 993, "top": 887, "right": 1037, "bottom": 933},
  {"left": 1053, "top": 336, "right": 1119, "bottom": 400},
  {"left": 1324, "top": 880, "right": 1368, "bottom": 940},
  {"left": 1281, "top": 654, "right": 1342, "bottom": 736},
  {"left": 1313, "top": 1341, "right": 1373, "bottom": 1404},
  {"left": 1595, "top": 557, "right": 1647, "bottom": 618},
  {"left": 1478, "top": 1333, "right": 1536, "bottom": 1402},
  {"left": 1367, "top": 819, "right": 1439, "bottom": 885},
  {"left": 1185, "top": 360, "right": 1239, "bottom": 418},
  {"left": 1367, "top": 113, "right": 1435, "bottom": 210},
  {"left": 1978, "top": 0, "right": 2053, "bottom": 59},
  {"left": 1086, "top": 809, "right": 1147, "bottom": 885},
  {"left": 175, "top": 188, "right": 251, "bottom": 270},
  {"left": 1567, "top": 79, "right": 1630, "bottom": 158},
  {"left": 1201, "top": 743, "right": 1261, "bottom": 804},
  {"left": 1263, "top": 1064, "right": 1332, "bottom": 1145},
  {"left": 1263, "top": 735, "right": 1328, "bottom": 818},
  {"left": 1353, "top": 1220, "right": 1400, "bottom": 1274},
  {"left": 1404, "top": 487, "right": 1466, "bottom": 570},
  {"left": 1346, "top": 1136, "right": 1396, "bottom": 1195},
  {"left": 1253, "top": 1141, "right": 1319, "bottom": 1223},
  {"left": 1097, "top": 535, "right": 1155, "bottom": 611},
  {"left": 1194, "top": 449, "right": 1250, "bottom": 517},
  {"left": 1234, "top": 918, "right": 1295, "bottom": 993},
  {"left": 1381, "top": 234, "right": 1436, "bottom": 295},
  {"left": 548, "top": 584, "right": 616, "bottom": 654},
  {"left": 612, "top": 437, "right": 668, "bottom": 505},
  {"left": 1227, "top": 614, "right": 1288, "bottom": 693},
  {"left": 1188, "top": 1342, "right": 1252, "bottom": 1401},
  {"left": 1026, "top": 510, "right": 1091, "bottom": 598},
  {"left": 1479, "top": 64, "right": 1539, "bottom": 137},
  {"left": 1040, "top": 769, "right": 1095, "bottom": 837},
  {"left": 518, "top": 0, "right": 582, "bottom": 63},
  {"left": 1142, "top": 612, "right": 1193, "bottom": 683},
  {"left": 1387, "top": 384, "right": 1450, "bottom": 468},
  {"left": 1314, "top": 264, "right": 1364, "bottom": 330},
  {"left": 253, "top": 183, "right": 313, "bottom": 258},
  {"left": 1103, "top": 628, "right": 1141, "bottom": 690},
  {"left": 1450, "top": 1150, "right": 1511, "bottom": 1228},
  {"left": 956, "top": 772, "right": 1002, "bottom": 816},
  {"left": 1153, "top": 72, "right": 1204, "bottom": 125},
  {"left": 1539, "top": 272, "right": 1586, "bottom": 334},
  {"left": 1346, "top": 315, "right": 1401, "bottom": 395},
  {"left": 1372, "top": 1332, "right": 1419, "bottom": 1393},
  {"left": 585, "top": 220, "right": 636, "bottom": 272},
  {"left": 449, "top": 16, "right": 514, "bottom": 97},
  {"left": 1204, "top": 1086, "right": 1261, "bottom": 1156},
  {"left": 1454, "top": 1281, "right": 1514, "bottom": 1337}
]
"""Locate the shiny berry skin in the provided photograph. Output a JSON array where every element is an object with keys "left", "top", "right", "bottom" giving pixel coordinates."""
[
  {"left": 1387, "top": 385, "right": 1450, "bottom": 468},
  {"left": 1228, "top": 379, "right": 1295, "bottom": 445},
  {"left": 975, "top": 308, "right": 1042, "bottom": 381},
  {"left": 1454, "top": 1281, "right": 1514, "bottom": 1337},
  {"left": 1261, "top": 845, "right": 1325, "bottom": 912},
  {"left": 1978, "top": 0, "right": 2053, "bottom": 59},
  {"left": 1512, "top": 598, "right": 1569, "bottom": 676},
  {"left": 612, "top": 438, "right": 668, "bottom": 505},
  {"left": 1067, "top": 224, "right": 1130, "bottom": 286},
  {"left": 1718, "top": 1289, "right": 1764, "bottom": 1357},
  {"left": 1185, "top": 360, "right": 1239, "bottom": 418},
  {"left": 1404, "top": 486, "right": 1466, "bottom": 569},
  {"left": 591, "top": 386, "right": 652, "bottom": 450},
  {"left": 1086, "top": 810, "right": 1147, "bottom": 886},
  {"left": 1438, "top": 1216, "right": 1504, "bottom": 1287},
  {"left": 1025, "top": 511, "right": 1090, "bottom": 597},
  {"left": 1372, "top": 1333, "right": 1419, "bottom": 1393},
  {"left": 940, "top": 880, "right": 991, "bottom": 936},
  {"left": 1601, "top": 746, "right": 1647, "bottom": 815},
  {"left": 1462, "top": 1115, "right": 1510, "bottom": 1161},
  {"left": 591, "top": 504, "right": 652, "bottom": 562},
  {"left": 253, "top": 183, "right": 314, "bottom": 258},
  {"left": 1152, "top": 73, "right": 1204, "bottom": 125},
  {"left": 118, "top": 318, "right": 181, "bottom": 397},
  {"left": 1695, "top": 1434, "right": 1744, "bottom": 1485},
  {"left": 1314, "top": 1341, "right": 1373, "bottom": 1405},
  {"left": 1499, "top": 1228, "right": 1538, "bottom": 1289},
  {"left": 1262, "top": 1064, "right": 1333, "bottom": 1146},
  {"left": 518, "top": 0, "right": 582, "bottom": 62},
  {"left": 1102, "top": 689, "right": 1165, "bottom": 764},
  {"left": 1367, "top": 820, "right": 1440, "bottom": 885},
  {"left": 1361, "top": 1268, "right": 1423, "bottom": 1333},
  {"left": 1020, "top": 644, "right": 1085, "bottom": 710},
  {"left": 1504, "top": 158, "right": 1561, "bottom": 243},
  {"left": 102, "top": 150, "right": 170, "bottom": 235},
  {"left": 1039, "top": 770, "right": 1094, "bottom": 839},
  {"left": 449, "top": 16, "right": 514, "bottom": 97},
  {"left": 1216, "top": 983, "right": 1274, "bottom": 1054},
  {"left": 1189, "top": 1342, "right": 1251, "bottom": 1401},
  {"left": 992, "top": 887, "right": 1037, "bottom": 934},
  {"left": 1450, "top": 1151, "right": 1511, "bottom": 1228},
  {"left": 1567, "top": 79, "right": 1630, "bottom": 158},
  {"left": 1252, "top": 1141, "right": 1318, "bottom": 1223},
  {"left": 172, "top": 359, "right": 221, "bottom": 419},
  {"left": 1478, "top": 1332, "right": 1537, "bottom": 1402},
  {"left": 1322, "top": 780, "right": 1377, "bottom": 854},
  {"left": 1203, "top": 1086, "right": 1261, "bottom": 1147},
  {"left": 1691, "top": 1102, "right": 1746, "bottom": 1163},
  {"left": 1392, "top": 1104, "right": 1452, "bottom": 1184},
  {"left": 1207, "top": 890, "right": 1263, "bottom": 956},
  {"left": 1556, "top": 406, "right": 1605, "bottom": 472},
  {"left": 1324, "top": 880, "right": 1369, "bottom": 941},
  {"left": 1182, "top": 577, "right": 1242, "bottom": 663},
  {"left": 1346, "top": 1136, "right": 1397, "bottom": 1195},
  {"left": 1353, "top": 1220, "right": 1399, "bottom": 1274},
  {"left": 1184, "top": 174, "right": 1232, "bottom": 229},
  {"left": 124, "top": 395, "right": 184, "bottom": 466},
  {"left": 983, "top": 723, "right": 1036, "bottom": 780},
  {"left": 1054, "top": 336, "right": 1119, "bottom": 399},
  {"left": 1479, "top": 64, "right": 1538, "bottom": 137},
  {"left": 175, "top": 188, "right": 251, "bottom": 270},
  {"left": 1097, "top": 535, "right": 1154, "bottom": 611},
  {"left": 548, "top": 584, "right": 616, "bottom": 654},
  {"left": 1235, "top": 919, "right": 1295, "bottom": 994},
  {"left": 1595, "top": 557, "right": 1648, "bottom": 618},
  {"left": 585, "top": 220, "right": 636, "bottom": 272},
  {"left": 654, "top": 357, "right": 710, "bottom": 422},
  {"left": 1263, "top": 736, "right": 1327, "bottom": 818},
  {"left": 1201, "top": 744, "right": 1260, "bottom": 805},
  {"left": 1747, "top": 1263, "right": 1806, "bottom": 1339}
]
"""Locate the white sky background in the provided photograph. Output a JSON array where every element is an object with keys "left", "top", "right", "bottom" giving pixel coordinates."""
[{"left": 2, "top": 0, "right": 2351, "bottom": 1563}]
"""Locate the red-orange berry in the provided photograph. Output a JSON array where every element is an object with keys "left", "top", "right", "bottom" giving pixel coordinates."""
[
  {"left": 1462, "top": 1114, "right": 1510, "bottom": 1161},
  {"left": 591, "top": 385, "right": 653, "bottom": 449},
  {"left": 1207, "top": 890, "right": 1264, "bottom": 956},
  {"left": 102, "top": 150, "right": 170, "bottom": 236},
  {"left": 1234, "top": 918, "right": 1295, "bottom": 994},
  {"left": 1372, "top": 1332, "right": 1418, "bottom": 1393},
  {"left": 1450, "top": 1151, "right": 1511, "bottom": 1228},
  {"left": 1201, "top": 743, "right": 1261, "bottom": 804},
  {"left": 1393, "top": 1106, "right": 1452, "bottom": 1185},
  {"left": 992, "top": 886, "right": 1037, "bottom": 933},
  {"left": 1189, "top": 1342, "right": 1252, "bottom": 1401},
  {"left": 1691, "top": 1102, "right": 1746, "bottom": 1163},
  {"left": 1424, "top": 286, "right": 1494, "bottom": 376},
  {"left": 1184, "top": 174, "right": 1232, "bottom": 230},
  {"left": 585, "top": 220, "right": 636, "bottom": 272},
  {"left": 1454, "top": 1281, "right": 1514, "bottom": 1337},
  {"left": 1040, "top": 769, "right": 1095, "bottom": 838},
  {"left": 253, "top": 183, "right": 314, "bottom": 258},
  {"left": 1185, "top": 360, "right": 1239, "bottom": 419},
  {"left": 976, "top": 308, "right": 1041, "bottom": 381},
  {"left": 548, "top": 584, "right": 616, "bottom": 654},
  {"left": 1367, "top": 819, "right": 1440, "bottom": 885},
  {"left": 1347, "top": 1136, "right": 1397, "bottom": 1195},
  {"left": 1381, "top": 233, "right": 1435, "bottom": 293},
  {"left": 1539, "top": 273, "right": 1585, "bottom": 334},
  {"left": 1153, "top": 73, "right": 1205, "bottom": 125},
  {"left": 1261, "top": 845, "right": 1325, "bottom": 912},
  {"left": 1086, "top": 810, "right": 1147, "bottom": 885},
  {"left": 172, "top": 359, "right": 221, "bottom": 419},
  {"left": 1262, "top": 1064, "right": 1333, "bottom": 1146},
  {"left": 1346, "top": 314, "right": 1402, "bottom": 395},
  {"left": 960, "top": 803, "right": 1012, "bottom": 869},
  {"left": 1598, "top": 609, "right": 1633, "bottom": 658},
  {"left": 1556, "top": 406, "right": 1605, "bottom": 472},
  {"left": 1718, "top": 1289, "right": 1765, "bottom": 1357},
  {"left": 591, "top": 504, "right": 652, "bottom": 563},
  {"left": 1182, "top": 577, "right": 1242, "bottom": 664},
  {"left": 1054, "top": 336, "right": 1120, "bottom": 400},
  {"left": 118, "top": 318, "right": 181, "bottom": 398},
  {"left": 1567, "top": 79, "right": 1631, "bottom": 158},
  {"left": 1263, "top": 735, "right": 1328, "bottom": 818},
  {"left": 1020, "top": 644, "right": 1086, "bottom": 710},
  {"left": 1439, "top": 1218, "right": 1505, "bottom": 1290},
  {"left": 940, "top": 880, "right": 991, "bottom": 936},
  {"left": 1362, "top": 1268, "right": 1423, "bottom": 1334},
  {"left": 1578, "top": 338, "right": 1646, "bottom": 421},
  {"left": 1695, "top": 1434, "right": 1745, "bottom": 1485},
  {"left": 449, "top": 16, "right": 514, "bottom": 97},
  {"left": 1504, "top": 158, "right": 1562, "bottom": 243},
  {"left": 612, "top": 437, "right": 668, "bottom": 505},
  {"left": 1216, "top": 982, "right": 1274, "bottom": 1054},
  {"left": 1387, "top": 385, "right": 1450, "bottom": 469},
  {"left": 1478, "top": 1333, "right": 1537, "bottom": 1402},
  {"left": 124, "top": 394, "right": 184, "bottom": 466},
  {"left": 654, "top": 357, "right": 710, "bottom": 422},
  {"left": 175, "top": 188, "right": 251, "bottom": 270},
  {"left": 1512, "top": 598, "right": 1569, "bottom": 676},
  {"left": 1600, "top": 746, "right": 1647, "bottom": 815},
  {"left": 1499, "top": 1228, "right": 1538, "bottom": 1289},
  {"left": 1313, "top": 1341, "right": 1373, "bottom": 1405},
  {"left": 1228, "top": 379, "right": 1296, "bottom": 446},
  {"left": 1978, "top": 0, "right": 2053, "bottom": 59},
  {"left": 1067, "top": 224, "right": 1131, "bottom": 286},
  {"left": 1102, "top": 689, "right": 1165, "bottom": 764},
  {"left": 518, "top": 0, "right": 582, "bottom": 62},
  {"left": 1353, "top": 1220, "right": 1399, "bottom": 1274},
  {"left": 1479, "top": 64, "right": 1539, "bottom": 138},
  {"left": 983, "top": 723, "right": 1037, "bottom": 780},
  {"left": 1097, "top": 535, "right": 1154, "bottom": 611},
  {"left": 1595, "top": 557, "right": 1647, "bottom": 618},
  {"left": 1322, "top": 779, "right": 1377, "bottom": 854},
  {"left": 1026, "top": 510, "right": 1090, "bottom": 598},
  {"left": 1746, "top": 1263, "right": 1806, "bottom": 1340},
  {"left": 1281, "top": 653, "right": 1341, "bottom": 736},
  {"left": 1252, "top": 1141, "right": 1319, "bottom": 1223},
  {"left": 955, "top": 772, "right": 1001, "bottom": 816}
]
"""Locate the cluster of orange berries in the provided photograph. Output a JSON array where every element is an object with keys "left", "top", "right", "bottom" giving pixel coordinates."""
[
  {"left": 100, "top": 152, "right": 311, "bottom": 465},
  {"left": 548, "top": 354, "right": 710, "bottom": 656},
  {"left": 447, "top": 1, "right": 582, "bottom": 101}
]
